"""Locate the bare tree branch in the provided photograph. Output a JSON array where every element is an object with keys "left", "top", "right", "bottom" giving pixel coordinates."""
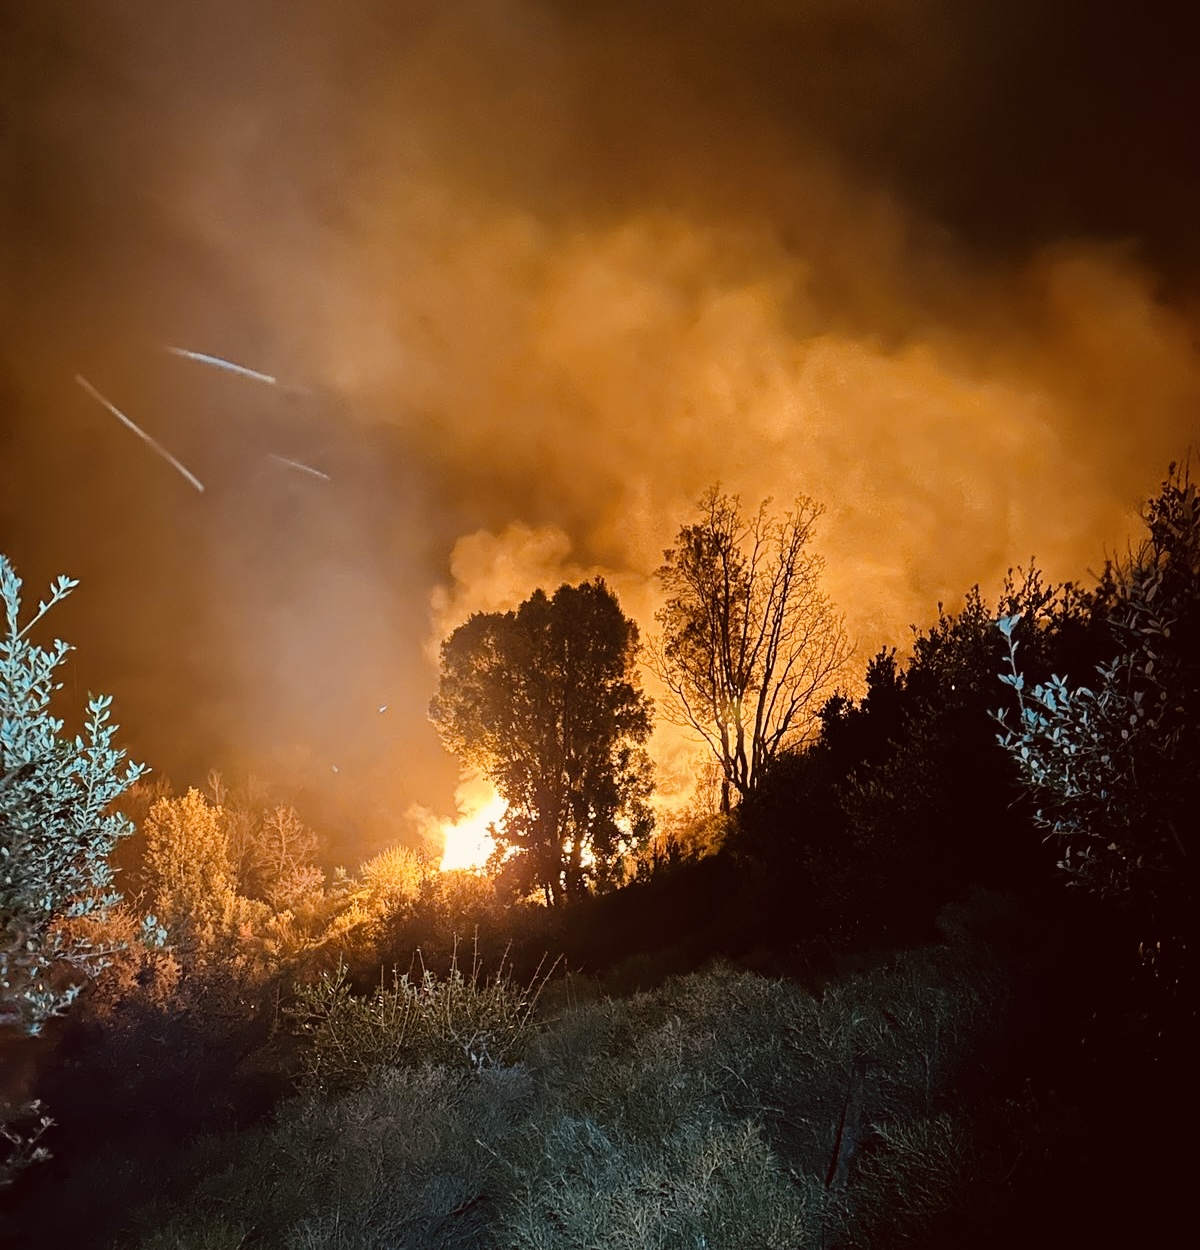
[{"left": 649, "top": 487, "right": 853, "bottom": 807}]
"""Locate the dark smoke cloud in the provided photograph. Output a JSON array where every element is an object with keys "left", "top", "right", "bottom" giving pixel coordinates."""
[{"left": 2, "top": 1, "right": 1197, "bottom": 857}]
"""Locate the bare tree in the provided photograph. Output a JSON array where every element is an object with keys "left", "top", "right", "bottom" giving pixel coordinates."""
[
  {"left": 650, "top": 487, "right": 853, "bottom": 809},
  {"left": 203, "top": 772, "right": 318, "bottom": 908},
  {"left": 252, "top": 805, "right": 321, "bottom": 911}
]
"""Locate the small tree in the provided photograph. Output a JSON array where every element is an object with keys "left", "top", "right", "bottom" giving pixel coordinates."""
[
  {"left": 204, "top": 769, "right": 267, "bottom": 893},
  {"left": 1, "top": 556, "right": 152, "bottom": 1036},
  {"left": 996, "top": 464, "right": 1200, "bottom": 1004},
  {"left": 202, "top": 772, "right": 322, "bottom": 909},
  {"left": 431, "top": 579, "right": 655, "bottom": 905},
  {"left": 997, "top": 466, "right": 1198, "bottom": 897},
  {"left": 248, "top": 805, "right": 322, "bottom": 912},
  {"left": 143, "top": 788, "right": 262, "bottom": 969},
  {"left": 359, "top": 844, "right": 424, "bottom": 915},
  {"left": 650, "top": 487, "right": 852, "bottom": 809}
]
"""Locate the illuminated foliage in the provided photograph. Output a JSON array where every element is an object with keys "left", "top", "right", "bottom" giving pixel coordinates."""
[
  {"left": 377, "top": 869, "right": 511, "bottom": 975},
  {"left": 143, "top": 788, "right": 267, "bottom": 968},
  {"left": 651, "top": 487, "right": 852, "bottom": 809},
  {"left": 996, "top": 463, "right": 1200, "bottom": 933},
  {"left": 431, "top": 579, "right": 654, "bottom": 905},
  {"left": 204, "top": 770, "right": 268, "bottom": 891},
  {"left": 359, "top": 843, "right": 424, "bottom": 914},
  {"left": 0, "top": 555, "right": 152, "bottom": 1036},
  {"left": 288, "top": 948, "right": 553, "bottom": 1092},
  {"left": 58, "top": 900, "right": 181, "bottom": 1025},
  {"left": 631, "top": 760, "right": 732, "bottom": 880},
  {"left": 201, "top": 772, "right": 323, "bottom": 913},
  {"left": 250, "top": 805, "right": 323, "bottom": 912},
  {"left": 314, "top": 846, "right": 426, "bottom": 966}
]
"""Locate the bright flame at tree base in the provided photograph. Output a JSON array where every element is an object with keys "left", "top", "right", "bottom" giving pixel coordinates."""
[{"left": 438, "top": 775, "right": 506, "bottom": 872}]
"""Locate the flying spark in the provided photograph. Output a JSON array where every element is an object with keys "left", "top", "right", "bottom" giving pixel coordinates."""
[
  {"left": 164, "top": 345, "right": 278, "bottom": 386},
  {"left": 74, "top": 374, "right": 205, "bottom": 493},
  {"left": 268, "top": 453, "right": 331, "bottom": 481}
]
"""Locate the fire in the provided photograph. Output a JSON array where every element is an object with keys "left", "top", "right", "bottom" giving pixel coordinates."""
[{"left": 437, "top": 774, "right": 506, "bottom": 872}]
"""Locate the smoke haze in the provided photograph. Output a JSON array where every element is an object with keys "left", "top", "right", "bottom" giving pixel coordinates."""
[{"left": 3, "top": 1, "right": 1197, "bottom": 859}]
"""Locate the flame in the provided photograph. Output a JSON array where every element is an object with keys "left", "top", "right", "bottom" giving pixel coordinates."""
[{"left": 437, "top": 775, "right": 506, "bottom": 872}]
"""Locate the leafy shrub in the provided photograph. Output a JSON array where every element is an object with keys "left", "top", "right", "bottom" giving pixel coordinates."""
[
  {"left": 995, "top": 464, "right": 1200, "bottom": 1058},
  {"left": 500, "top": 1113, "right": 822, "bottom": 1250},
  {"left": 312, "top": 845, "right": 432, "bottom": 970},
  {"left": 995, "top": 464, "right": 1200, "bottom": 908},
  {"left": 506, "top": 943, "right": 1021, "bottom": 1248},
  {"left": 124, "top": 1062, "right": 533, "bottom": 1250},
  {"left": 358, "top": 843, "right": 424, "bottom": 915},
  {"left": 143, "top": 789, "right": 257, "bottom": 968},
  {"left": 0, "top": 1098, "right": 53, "bottom": 1190},
  {"left": 0, "top": 555, "right": 161, "bottom": 1191},
  {"left": 736, "top": 567, "right": 1098, "bottom": 943},
  {"left": 288, "top": 947, "right": 554, "bottom": 1092},
  {"left": 376, "top": 868, "right": 513, "bottom": 975},
  {"left": 845, "top": 1111, "right": 998, "bottom": 1245},
  {"left": 59, "top": 901, "right": 182, "bottom": 1025},
  {"left": 1, "top": 556, "right": 154, "bottom": 1035},
  {"left": 843, "top": 1084, "right": 1098, "bottom": 1249}
]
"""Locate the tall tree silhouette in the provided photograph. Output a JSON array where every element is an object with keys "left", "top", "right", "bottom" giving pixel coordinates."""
[{"left": 431, "top": 579, "right": 654, "bottom": 904}]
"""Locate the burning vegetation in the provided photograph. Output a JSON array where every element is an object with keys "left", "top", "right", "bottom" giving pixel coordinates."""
[
  {"left": 3, "top": 465, "right": 1199, "bottom": 1244},
  {"left": 3, "top": 2, "right": 1199, "bottom": 1243}
]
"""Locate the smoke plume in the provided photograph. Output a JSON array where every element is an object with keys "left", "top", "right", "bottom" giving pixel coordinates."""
[{"left": 3, "top": 1, "right": 1197, "bottom": 859}]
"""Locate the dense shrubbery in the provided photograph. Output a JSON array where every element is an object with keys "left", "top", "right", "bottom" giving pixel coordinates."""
[
  {"left": 92, "top": 929, "right": 1048, "bottom": 1250},
  {"left": 997, "top": 465, "right": 1199, "bottom": 907},
  {"left": 287, "top": 948, "right": 554, "bottom": 1092},
  {"left": 733, "top": 564, "right": 1110, "bottom": 946},
  {"left": 4, "top": 461, "right": 1197, "bottom": 1245},
  {"left": 996, "top": 463, "right": 1200, "bottom": 1062},
  {"left": 1, "top": 557, "right": 153, "bottom": 1188}
]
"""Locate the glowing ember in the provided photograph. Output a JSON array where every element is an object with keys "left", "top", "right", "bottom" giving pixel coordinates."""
[
  {"left": 268, "top": 453, "right": 332, "bottom": 482},
  {"left": 164, "top": 345, "right": 279, "bottom": 386},
  {"left": 438, "top": 778, "right": 506, "bottom": 872},
  {"left": 75, "top": 374, "right": 205, "bottom": 493}
]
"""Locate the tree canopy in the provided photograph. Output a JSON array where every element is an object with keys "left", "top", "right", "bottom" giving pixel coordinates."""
[
  {"left": 997, "top": 463, "right": 1200, "bottom": 949},
  {"left": 650, "top": 487, "right": 852, "bottom": 809},
  {"left": 430, "top": 579, "right": 654, "bottom": 905}
]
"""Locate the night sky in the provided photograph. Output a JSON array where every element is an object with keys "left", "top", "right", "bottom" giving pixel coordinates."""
[{"left": 2, "top": 1, "right": 1197, "bottom": 862}]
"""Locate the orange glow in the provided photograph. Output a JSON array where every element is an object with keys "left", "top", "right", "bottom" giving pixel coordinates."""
[{"left": 437, "top": 777, "right": 506, "bottom": 872}]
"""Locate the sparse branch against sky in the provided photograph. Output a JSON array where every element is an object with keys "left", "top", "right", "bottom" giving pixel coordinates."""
[{"left": 651, "top": 488, "right": 853, "bottom": 807}]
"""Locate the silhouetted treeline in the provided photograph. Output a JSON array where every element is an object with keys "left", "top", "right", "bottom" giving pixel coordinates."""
[
  {"left": 5, "top": 467, "right": 1199, "bottom": 1247},
  {"left": 735, "top": 569, "right": 1109, "bottom": 945}
]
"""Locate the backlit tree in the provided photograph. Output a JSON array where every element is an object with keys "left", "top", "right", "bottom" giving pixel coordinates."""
[
  {"left": 430, "top": 579, "right": 654, "bottom": 905},
  {"left": 650, "top": 487, "right": 852, "bottom": 809},
  {"left": 249, "top": 805, "right": 323, "bottom": 912}
]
